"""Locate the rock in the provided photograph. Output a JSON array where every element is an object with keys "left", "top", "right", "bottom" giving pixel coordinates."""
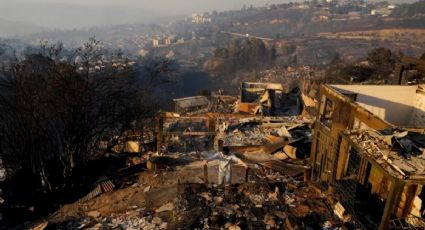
[
  {"left": 156, "top": 202, "right": 174, "bottom": 212},
  {"left": 86, "top": 211, "right": 101, "bottom": 218}
]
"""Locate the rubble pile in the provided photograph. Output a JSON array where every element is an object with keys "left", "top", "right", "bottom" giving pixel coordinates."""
[
  {"left": 141, "top": 130, "right": 156, "bottom": 144},
  {"left": 172, "top": 175, "right": 344, "bottom": 229},
  {"left": 210, "top": 96, "right": 239, "bottom": 114},
  {"left": 348, "top": 130, "right": 425, "bottom": 178},
  {"left": 50, "top": 207, "right": 167, "bottom": 230},
  {"left": 221, "top": 117, "right": 312, "bottom": 148},
  {"left": 161, "top": 118, "right": 213, "bottom": 153},
  {"left": 163, "top": 120, "right": 209, "bottom": 133},
  {"left": 46, "top": 167, "right": 347, "bottom": 230},
  {"left": 162, "top": 135, "right": 213, "bottom": 153},
  {"left": 28, "top": 82, "right": 324, "bottom": 230},
  {"left": 223, "top": 120, "right": 269, "bottom": 146},
  {"left": 175, "top": 95, "right": 239, "bottom": 116}
]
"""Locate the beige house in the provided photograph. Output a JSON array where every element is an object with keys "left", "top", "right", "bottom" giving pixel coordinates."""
[{"left": 310, "top": 84, "right": 425, "bottom": 229}]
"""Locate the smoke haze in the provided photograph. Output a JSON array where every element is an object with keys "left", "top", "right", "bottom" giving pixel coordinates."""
[{"left": 0, "top": 0, "right": 295, "bottom": 29}]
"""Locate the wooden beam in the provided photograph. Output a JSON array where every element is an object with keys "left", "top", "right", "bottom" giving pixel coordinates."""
[
  {"left": 156, "top": 116, "right": 164, "bottom": 153},
  {"left": 379, "top": 180, "right": 404, "bottom": 230},
  {"left": 165, "top": 117, "right": 209, "bottom": 120},
  {"left": 335, "top": 138, "right": 350, "bottom": 180},
  {"left": 162, "top": 131, "right": 216, "bottom": 136}
]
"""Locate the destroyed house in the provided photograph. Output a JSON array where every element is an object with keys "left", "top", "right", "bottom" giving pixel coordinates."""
[
  {"left": 238, "top": 82, "right": 303, "bottom": 116},
  {"left": 310, "top": 84, "right": 425, "bottom": 229},
  {"left": 173, "top": 96, "right": 210, "bottom": 114},
  {"left": 157, "top": 115, "right": 216, "bottom": 153}
]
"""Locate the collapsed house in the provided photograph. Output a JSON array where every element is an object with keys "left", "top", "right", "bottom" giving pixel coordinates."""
[
  {"left": 163, "top": 82, "right": 308, "bottom": 156},
  {"left": 173, "top": 95, "right": 239, "bottom": 116},
  {"left": 237, "top": 82, "right": 304, "bottom": 116},
  {"left": 173, "top": 96, "right": 210, "bottom": 115},
  {"left": 157, "top": 114, "right": 216, "bottom": 153},
  {"left": 310, "top": 84, "right": 425, "bottom": 229},
  {"left": 157, "top": 114, "right": 312, "bottom": 156},
  {"left": 156, "top": 112, "right": 312, "bottom": 178}
]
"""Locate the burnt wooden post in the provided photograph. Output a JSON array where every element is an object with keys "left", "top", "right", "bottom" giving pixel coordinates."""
[
  {"left": 379, "top": 180, "right": 404, "bottom": 230},
  {"left": 304, "top": 168, "right": 311, "bottom": 182},
  {"left": 156, "top": 115, "right": 164, "bottom": 153},
  {"left": 229, "top": 164, "right": 232, "bottom": 185},
  {"left": 204, "top": 164, "right": 209, "bottom": 184},
  {"left": 396, "top": 64, "right": 405, "bottom": 85}
]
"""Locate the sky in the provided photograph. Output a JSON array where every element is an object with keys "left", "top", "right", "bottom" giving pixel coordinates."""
[{"left": 0, "top": 0, "right": 293, "bottom": 29}]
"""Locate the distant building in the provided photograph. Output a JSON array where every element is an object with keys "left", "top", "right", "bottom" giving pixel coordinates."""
[
  {"left": 388, "top": 5, "right": 396, "bottom": 9},
  {"left": 312, "top": 9, "right": 331, "bottom": 22},
  {"left": 347, "top": 11, "right": 362, "bottom": 20},
  {"left": 165, "top": 36, "right": 177, "bottom": 46},
  {"left": 177, "top": 38, "right": 185, "bottom": 44},
  {"left": 371, "top": 5, "right": 394, "bottom": 17},
  {"left": 293, "top": 3, "right": 310, "bottom": 9},
  {"left": 152, "top": 37, "right": 161, "bottom": 47},
  {"left": 191, "top": 13, "right": 212, "bottom": 24}
]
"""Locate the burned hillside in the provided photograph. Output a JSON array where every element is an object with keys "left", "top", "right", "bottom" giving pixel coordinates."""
[{"left": 2, "top": 0, "right": 425, "bottom": 229}]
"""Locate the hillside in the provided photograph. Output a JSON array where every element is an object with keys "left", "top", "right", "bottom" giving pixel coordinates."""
[{"left": 0, "top": 18, "right": 45, "bottom": 37}]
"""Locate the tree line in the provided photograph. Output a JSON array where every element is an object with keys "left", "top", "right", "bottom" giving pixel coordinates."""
[
  {"left": 204, "top": 38, "right": 276, "bottom": 76},
  {"left": 0, "top": 38, "right": 173, "bottom": 206}
]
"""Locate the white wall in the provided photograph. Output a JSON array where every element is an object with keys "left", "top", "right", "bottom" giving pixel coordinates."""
[
  {"left": 410, "top": 90, "right": 425, "bottom": 127},
  {"left": 331, "top": 85, "right": 419, "bottom": 127}
]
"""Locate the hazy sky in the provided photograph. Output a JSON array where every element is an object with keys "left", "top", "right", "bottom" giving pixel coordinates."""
[{"left": 0, "top": 0, "right": 292, "bottom": 29}]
